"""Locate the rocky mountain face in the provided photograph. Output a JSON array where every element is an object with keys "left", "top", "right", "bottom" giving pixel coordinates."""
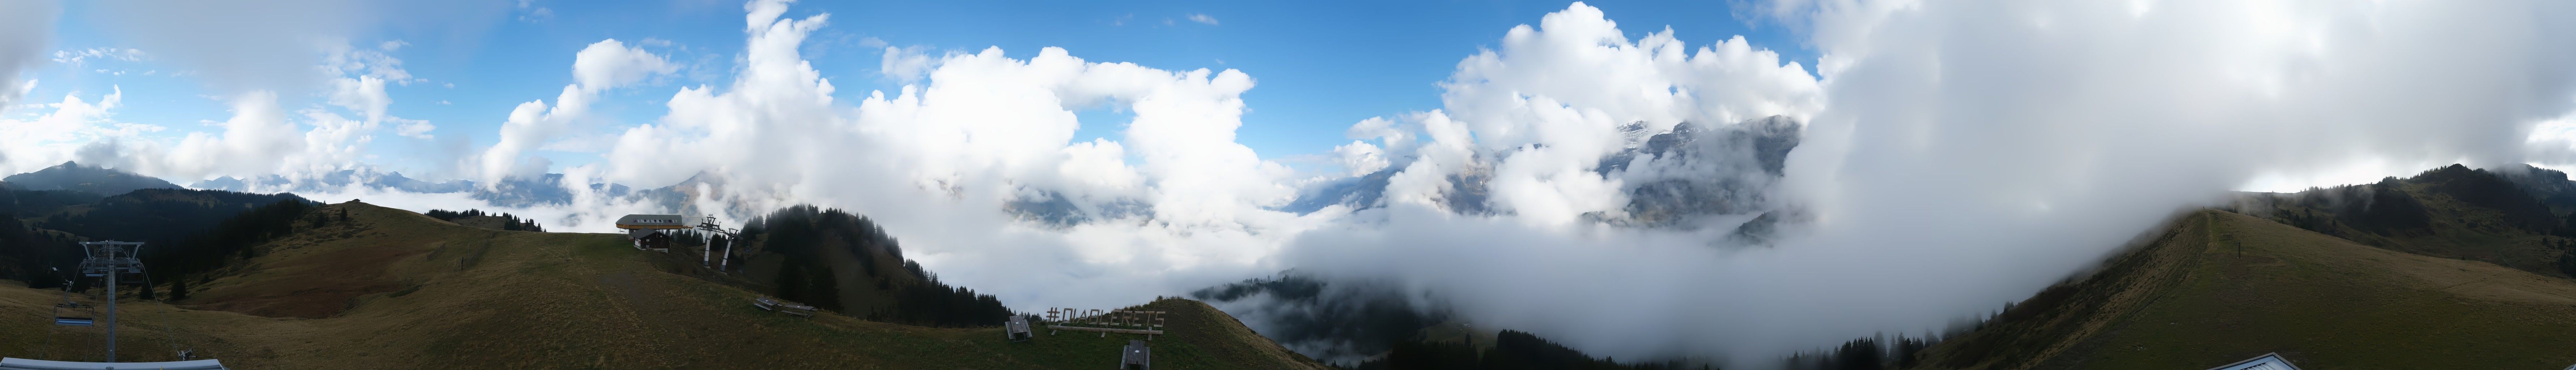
[
  {"left": 696, "top": 116, "right": 1808, "bottom": 236},
  {"left": 1590, "top": 115, "right": 1801, "bottom": 232},
  {"left": 1198, "top": 116, "right": 1809, "bottom": 365},
  {"left": 1271, "top": 115, "right": 1803, "bottom": 244}
]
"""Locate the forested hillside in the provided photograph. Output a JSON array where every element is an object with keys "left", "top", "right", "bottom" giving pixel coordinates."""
[
  {"left": 2228, "top": 164, "right": 2576, "bottom": 278},
  {"left": 734, "top": 205, "right": 1012, "bottom": 327},
  {"left": 0, "top": 184, "right": 312, "bottom": 289}
]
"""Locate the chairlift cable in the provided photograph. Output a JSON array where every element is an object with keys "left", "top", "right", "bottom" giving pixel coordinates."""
[{"left": 141, "top": 268, "right": 186, "bottom": 359}]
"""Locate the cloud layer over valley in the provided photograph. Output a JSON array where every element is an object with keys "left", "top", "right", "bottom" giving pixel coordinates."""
[{"left": 8, "top": 0, "right": 2576, "bottom": 367}]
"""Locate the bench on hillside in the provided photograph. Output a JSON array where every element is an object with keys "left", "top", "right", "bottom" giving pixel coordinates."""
[
  {"left": 752, "top": 296, "right": 816, "bottom": 318},
  {"left": 1120, "top": 340, "right": 1150, "bottom": 370},
  {"left": 1005, "top": 315, "right": 1034, "bottom": 342}
]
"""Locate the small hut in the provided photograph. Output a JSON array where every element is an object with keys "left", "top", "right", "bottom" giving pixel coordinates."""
[
  {"left": 626, "top": 229, "right": 672, "bottom": 251},
  {"left": 615, "top": 214, "right": 690, "bottom": 251}
]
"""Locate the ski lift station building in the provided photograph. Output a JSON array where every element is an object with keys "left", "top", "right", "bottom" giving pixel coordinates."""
[{"left": 616, "top": 214, "right": 690, "bottom": 251}]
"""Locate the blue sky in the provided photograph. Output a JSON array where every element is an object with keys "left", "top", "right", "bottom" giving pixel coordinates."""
[
  {"left": 15, "top": 0, "right": 1810, "bottom": 182},
  {"left": 14, "top": 1, "right": 2576, "bottom": 364}
]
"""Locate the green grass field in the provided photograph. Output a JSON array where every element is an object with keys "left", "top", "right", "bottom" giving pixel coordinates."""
[
  {"left": 0, "top": 202, "right": 1328, "bottom": 369},
  {"left": 1914, "top": 210, "right": 2576, "bottom": 369}
]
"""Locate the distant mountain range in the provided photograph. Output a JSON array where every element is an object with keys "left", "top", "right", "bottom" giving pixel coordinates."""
[
  {"left": 1, "top": 162, "right": 181, "bottom": 196},
  {"left": 1277, "top": 116, "right": 1800, "bottom": 232},
  {"left": 0, "top": 162, "right": 692, "bottom": 211},
  {"left": 7, "top": 114, "right": 1810, "bottom": 233},
  {"left": 192, "top": 170, "right": 641, "bottom": 207}
]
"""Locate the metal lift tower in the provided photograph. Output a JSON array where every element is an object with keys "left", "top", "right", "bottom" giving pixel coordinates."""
[
  {"left": 76, "top": 241, "right": 145, "bottom": 362},
  {"left": 695, "top": 217, "right": 742, "bottom": 273}
]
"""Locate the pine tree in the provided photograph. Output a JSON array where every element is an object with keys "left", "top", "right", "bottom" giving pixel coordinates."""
[
  {"left": 809, "top": 263, "right": 842, "bottom": 313},
  {"left": 2559, "top": 250, "right": 2576, "bottom": 277},
  {"left": 775, "top": 262, "right": 807, "bottom": 303},
  {"left": 169, "top": 275, "right": 190, "bottom": 300}
]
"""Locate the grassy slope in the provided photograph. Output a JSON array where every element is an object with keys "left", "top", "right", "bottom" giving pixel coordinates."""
[
  {"left": 2232, "top": 168, "right": 2574, "bottom": 278},
  {"left": 444, "top": 215, "right": 518, "bottom": 231},
  {"left": 0, "top": 202, "right": 1328, "bottom": 370},
  {"left": 1914, "top": 210, "right": 2576, "bottom": 369},
  {"left": 2378, "top": 178, "right": 2571, "bottom": 277}
]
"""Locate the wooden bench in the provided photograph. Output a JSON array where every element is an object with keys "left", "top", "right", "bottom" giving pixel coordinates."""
[
  {"left": 777, "top": 301, "right": 817, "bottom": 318},
  {"left": 1005, "top": 315, "right": 1035, "bottom": 342},
  {"left": 1120, "top": 340, "right": 1150, "bottom": 370},
  {"left": 752, "top": 296, "right": 817, "bottom": 318}
]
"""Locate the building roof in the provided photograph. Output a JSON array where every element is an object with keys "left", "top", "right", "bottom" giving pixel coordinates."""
[
  {"left": 0, "top": 358, "right": 226, "bottom": 370},
  {"left": 615, "top": 214, "right": 692, "bottom": 230},
  {"left": 2204, "top": 353, "right": 2299, "bottom": 370}
]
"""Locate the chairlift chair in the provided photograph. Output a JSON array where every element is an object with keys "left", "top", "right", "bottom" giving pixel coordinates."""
[
  {"left": 52, "top": 302, "right": 94, "bottom": 327},
  {"left": 52, "top": 276, "right": 93, "bottom": 327},
  {"left": 53, "top": 291, "right": 93, "bottom": 327}
]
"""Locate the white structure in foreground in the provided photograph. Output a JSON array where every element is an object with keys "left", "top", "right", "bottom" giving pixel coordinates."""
[
  {"left": 0, "top": 358, "right": 225, "bottom": 370},
  {"left": 2204, "top": 353, "right": 2299, "bottom": 370}
]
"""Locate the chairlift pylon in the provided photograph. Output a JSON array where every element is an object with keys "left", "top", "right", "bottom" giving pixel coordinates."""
[
  {"left": 64, "top": 241, "right": 146, "bottom": 362},
  {"left": 694, "top": 216, "right": 743, "bottom": 274}
]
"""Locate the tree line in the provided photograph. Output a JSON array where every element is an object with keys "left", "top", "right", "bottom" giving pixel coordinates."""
[
  {"left": 746, "top": 205, "right": 1012, "bottom": 327},
  {"left": 0, "top": 187, "right": 313, "bottom": 292},
  {"left": 423, "top": 208, "right": 547, "bottom": 232},
  {"left": 1357, "top": 330, "right": 1715, "bottom": 370},
  {"left": 148, "top": 199, "right": 323, "bottom": 300}
]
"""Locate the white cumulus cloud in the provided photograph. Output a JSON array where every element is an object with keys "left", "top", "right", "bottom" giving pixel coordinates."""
[
  {"left": 474, "top": 39, "right": 678, "bottom": 181},
  {"left": 27, "top": 1, "right": 2576, "bottom": 368},
  {"left": 0, "top": 0, "right": 58, "bottom": 114}
]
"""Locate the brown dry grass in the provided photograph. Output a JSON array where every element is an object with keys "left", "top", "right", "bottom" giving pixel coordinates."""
[
  {"left": 0, "top": 202, "right": 1330, "bottom": 369},
  {"left": 1912, "top": 210, "right": 2576, "bottom": 369}
]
